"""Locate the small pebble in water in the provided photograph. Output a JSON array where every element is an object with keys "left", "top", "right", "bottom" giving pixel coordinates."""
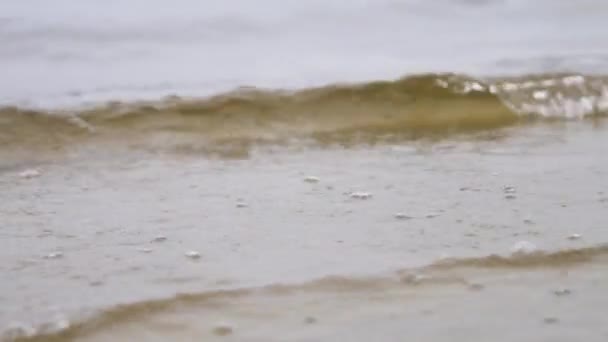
[
  {"left": 511, "top": 241, "right": 538, "bottom": 256},
  {"left": 505, "top": 195, "right": 517, "bottom": 200},
  {"left": 523, "top": 219, "right": 535, "bottom": 225},
  {"left": 468, "top": 283, "right": 485, "bottom": 291},
  {"left": 212, "top": 323, "right": 234, "bottom": 336},
  {"left": 19, "top": 169, "right": 41, "bottom": 179},
  {"left": 543, "top": 317, "right": 559, "bottom": 325},
  {"left": 350, "top": 192, "right": 372, "bottom": 200},
  {"left": 304, "top": 176, "right": 320, "bottom": 183},
  {"left": 236, "top": 202, "right": 248, "bottom": 208},
  {"left": 185, "top": 251, "right": 201, "bottom": 259},
  {"left": 151, "top": 236, "right": 167, "bottom": 243},
  {"left": 394, "top": 213, "right": 412, "bottom": 220},
  {"left": 567, "top": 234, "right": 581, "bottom": 241},
  {"left": 44, "top": 252, "right": 63, "bottom": 259},
  {"left": 553, "top": 288, "right": 572, "bottom": 297},
  {"left": 89, "top": 280, "right": 104, "bottom": 287},
  {"left": 304, "top": 316, "right": 317, "bottom": 324}
]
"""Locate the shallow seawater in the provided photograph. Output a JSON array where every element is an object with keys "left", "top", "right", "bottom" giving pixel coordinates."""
[
  {"left": 2, "top": 121, "right": 608, "bottom": 341},
  {"left": 2, "top": 1, "right": 608, "bottom": 341}
]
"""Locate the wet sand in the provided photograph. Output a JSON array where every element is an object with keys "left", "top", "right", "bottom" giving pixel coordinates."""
[
  {"left": 35, "top": 253, "right": 608, "bottom": 342},
  {"left": 1, "top": 120, "right": 608, "bottom": 341}
]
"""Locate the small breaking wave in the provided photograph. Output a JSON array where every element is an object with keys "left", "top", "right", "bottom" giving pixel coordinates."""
[
  {"left": 1, "top": 73, "right": 607, "bottom": 152},
  {"left": 5, "top": 243, "right": 608, "bottom": 342}
]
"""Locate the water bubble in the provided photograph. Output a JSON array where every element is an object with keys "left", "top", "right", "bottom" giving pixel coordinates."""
[
  {"left": 503, "top": 186, "right": 516, "bottom": 194},
  {"left": 562, "top": 75, "right": 585, "bottom": 86},
  {"left": 185, "top": 251, "right": 201, "bottom": 259},
  {"left": 19, "top": 169, "right": 41, "bottom": 179},
  {"left": 350, "top": 192, "right": 373, "bottom": 200},
  {"left": 438, "top": 253, "right": 451, "bottom": 260},
  {"left": 44, "top": 252, "right": 63, "bottom": 259},
  {"left": 502, "top": 83, "right": 518, "bottom": 91},
  {"left": 304, "top": 176, "right": 320, "bottom": 183},
  {"left": 55, "top": 318, "right": 70, "bottom": 331},
  {"left": 236, "top": 202, "right": 248, "bottom": 208},
  {"left": 435, "top": 79, "right": 449, "bottom": 88},
  {"left": 533, "top": 90, "right": 549, "bottom": 100},
  {"left": 510, "top": 241, "right": 538, "bottom": 256},
  {"left": 37, "top": 315, "right": 70, "bottom": 335},
  {"left": 505, "top": 195, "right": 517, "bottom": 200},
  {"left": 136, "top": 247, "right": 153, "bottom": 253},
  {"left": 567, "top": 234, "right": 581, "bottom": 241},
  {"left": 469, "top": 82, "right": 485, "bottom": 92},
  {"left": 540, "top": 79, "right": 557, "bottom": 87}
]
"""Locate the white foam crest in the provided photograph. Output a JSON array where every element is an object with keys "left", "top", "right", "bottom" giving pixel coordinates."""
[{"left": 495, "top": 75, "right": 608, "bottom": 118}]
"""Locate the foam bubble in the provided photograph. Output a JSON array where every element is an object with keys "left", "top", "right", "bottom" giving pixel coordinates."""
[
  {"left": 185, "top": 251, "right": 201, "bottom": 259},
  {"left": 350, "top": 192, "right": 373, "bottom": 200},
  {"left": 44, "top": 252, "right": 63, "bottom": 259},
  {"left": 19, "top": 169, "right": 41, "bottom": 179},
  {"left": 510, "top": 241, "right": 538, "bottom": 256}
]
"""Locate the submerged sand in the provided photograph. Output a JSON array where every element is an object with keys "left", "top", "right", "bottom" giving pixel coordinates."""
[{"left": 1, "top": 121, "right": 608, "bottom": 341}]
